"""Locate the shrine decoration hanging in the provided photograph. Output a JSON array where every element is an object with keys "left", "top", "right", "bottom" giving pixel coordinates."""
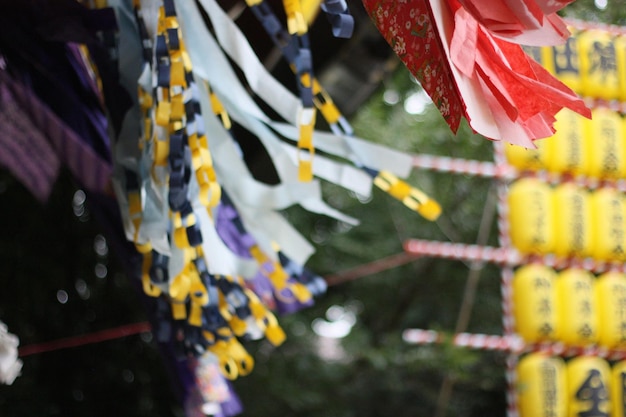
[{"left": 361, "top": 0, "right": 591, "bottom": 147}]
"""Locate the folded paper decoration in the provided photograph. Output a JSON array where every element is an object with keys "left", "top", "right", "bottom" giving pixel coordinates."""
[{"left": 362, "top": 0, "right": 591, "bottom": 147}]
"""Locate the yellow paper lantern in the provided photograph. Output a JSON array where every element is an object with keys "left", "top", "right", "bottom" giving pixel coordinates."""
[
  {"left": 544, "top": 35, "right": 582, "bottom": 93},
  {"left": 555, "top": 268, "right": 597, "bottom": 346},
  {"left": 590, "top": 188, "right": 626, "bottom": 262},
  {"left": 517, "top": 353, "right": 567, "bottom": 417},
  {"left": 546, "top": 109, "right": 588, "bottom": 176},
  {"left": 596, "top": 272, "right": 626, "bottom": 349},
  {"left": 566, "top": 356, "right": 611, "bottom": 417},
  {"left": 553, "top": 183, "right": 593, "bottom": 258},
  {"left": 611, "top": 360, "right": 626, "bottom": 417},
  {"left": 513, "top": 264, "right": 558, "bottom": 343},
  {"left": 585, "top": 108, "right": 626, "bottom": 180},
  {"left": 579, "top": 29, "right": 619, "bottom": 101},
  {"left": 504, "top": 139, "right": 550, "bottom": 172},
  {"left": 508, "top": 178, "right": 555, "bottom": 255}
]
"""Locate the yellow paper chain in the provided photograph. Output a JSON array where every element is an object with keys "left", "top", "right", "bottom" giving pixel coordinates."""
[
  {"left": 283, "top": 0, "right": 308, "bottom": 35},
  {"left": 374, "top": 170, "right": 441, "bottom": 220}
]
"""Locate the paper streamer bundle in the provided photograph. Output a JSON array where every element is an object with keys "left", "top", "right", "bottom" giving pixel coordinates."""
[{"left": 109, "top": 0, "right": 441, "bottom": 413}]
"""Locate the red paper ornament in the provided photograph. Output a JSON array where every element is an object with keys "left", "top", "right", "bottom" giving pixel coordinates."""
[{"left": 362, "top": 0, "right": 591, "bottom": 147}]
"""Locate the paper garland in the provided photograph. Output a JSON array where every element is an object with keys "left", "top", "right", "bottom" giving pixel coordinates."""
[{"left": 108, "top": 0, "right": 439, "bottom": 413}]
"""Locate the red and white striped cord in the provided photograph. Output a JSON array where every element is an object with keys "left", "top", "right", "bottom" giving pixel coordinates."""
[
  {"left": 493, "top": 140, "right": 519, "bottom": 417},
  {"left": 501, "top": 268, "right": 515, "bottom": 337},
  {"left": 492, "top": 142, "right": 511, "bottom": 249},
  {"left": 566, "top": 17, "right": 626, "bottom": 36},
  {"left": 505, "top": 354, "right": 519, "bottom": 417},
  {"left": 403, "top": 239, "right": 626, "bottom": 274},
  {"left": 402, "top": 239, "right": 521, "bottom": 265},
  {"left": 411, "top": 154, "right": 516, "bottom": 180},
  {"left": 402, "top": 328, "right": 524, "bottom": 352},
  {"left": 413, "top": 152, "right": 626, "bottom": 192},
  {"left": 503, "top": 269, "right": 519, "bottom": 417},
  {"left": 402, "top": 328, "right": 626, "bottom": 360}
]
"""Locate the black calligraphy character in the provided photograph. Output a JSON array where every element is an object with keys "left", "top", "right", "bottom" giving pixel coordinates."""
[
  {"left": 575, "top": 369, "right": 609, "bottom": 417},
  {"left": 553, "top": 37, "right": 579, "bottom": 76},
  {"left": 588, "top": 41, "right": 617, "bottom": 84}
]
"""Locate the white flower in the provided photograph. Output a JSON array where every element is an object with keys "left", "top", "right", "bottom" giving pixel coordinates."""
[
  {"left": 0, "top": 322, "right": 22, "bottom": 386},
  {"left": 440, "top": 98, "right": 450, "bottom": 115},
  {"left": 394, "top": 37, "right": 407, "bottom": 55}
]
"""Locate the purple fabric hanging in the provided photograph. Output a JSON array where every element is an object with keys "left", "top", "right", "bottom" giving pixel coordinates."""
[
  {"left": 0, "top": 0, "right": 130, "bottom": 139},
  {"left": 246, "top": 270, "right": 278, "bottom": 311},
  {"left": 0, "top": 69, "right": 112, "bottom": 201},
  {"left": 274, "top": 286, "right": 314, "bottom": 314},
  {"left": 215, "top": 203, "right": 256, "bottom": 258},
  {"left": 220, "top": 381, "right": 243, "bottom": 417},
  {"left": 0, "top": 83, "right": 60, "bottom": 201},
  {"left": 215, "top": 201, "right": 314, "bottom": 313},
  {"left": 215, "top": 195, "right": 320, "bottom": 314}
]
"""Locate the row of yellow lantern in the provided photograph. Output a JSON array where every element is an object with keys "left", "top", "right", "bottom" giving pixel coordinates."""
[
  {"left": 508, "top": 177, "right": 626, "bottom": 261},
  {"left": 525, "top": 27, "right": 626, "bottom": 102},
  {"left": 517, "top": 352, "right": 621, "bottom": 417},
  {"left": 513, "top": 264, "right": 626, "bottom": 348},
  {"left": 506, "top": 107, "right": 626, "bottom": 180}
]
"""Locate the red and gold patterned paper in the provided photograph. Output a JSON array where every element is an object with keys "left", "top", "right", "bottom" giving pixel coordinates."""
[{"left": 364, "top": 0, "right": 465, "bottom": 132}]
